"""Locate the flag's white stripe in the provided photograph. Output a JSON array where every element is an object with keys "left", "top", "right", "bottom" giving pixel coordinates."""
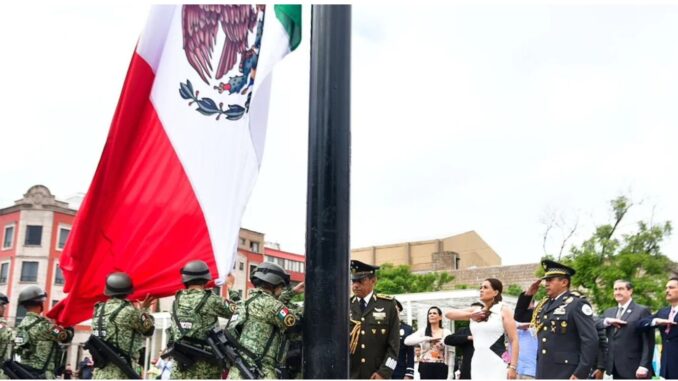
[{"left": 136, "top": 6, "right": 176, "bottom": 73}]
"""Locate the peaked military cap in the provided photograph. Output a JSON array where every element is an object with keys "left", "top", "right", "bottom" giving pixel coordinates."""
[
  {"left": 541, "top": 259, "right": 576, "bottom": 279},
  {"left": 350, "top": 260, "right": 379, "bottom": 281}
]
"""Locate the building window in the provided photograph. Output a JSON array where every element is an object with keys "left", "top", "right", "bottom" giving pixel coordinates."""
[
  {"left": 2, "top": 225, "right": 14, "bottom": 249},
  {"left": 20, "top": 261, "right": 39, "bottom": 282},
  {"left": 0, "top": 263, "right": 8, "bottom": 284},
  {"left": 15, "top": 305, "right": 27, "bottom": 325},
  {"left": 249, "top": 264, "right": 257, "bottom": 280},
  {"left": 250, "top": 242, "right": 260, "bottom": 253},
  {"left": 55, "top": 265, "right": 65, "bottom": 285},
  {"left": 56, "top": 227, "right": 70, "bottom": 250},
  {"left": 239, "top": 238, "right": 246, "bottom": 245},
  {"left": 239, "top": 262, "right": 244, "bottom": 271},
  {"left": 24, "top": 225, "right": 43, "bottom": 246}
]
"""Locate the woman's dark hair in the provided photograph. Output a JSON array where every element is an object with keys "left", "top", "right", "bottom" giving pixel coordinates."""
[
  {"left": 425, "top": 306, "right": 443, "bottom": 336},
  {"left": 479, "top": 278, "right": 503, "bottom": 322}
]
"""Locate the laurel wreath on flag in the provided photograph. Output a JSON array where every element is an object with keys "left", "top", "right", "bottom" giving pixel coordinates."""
[{"left": 179, "top": 79, "right": 248, "bottom": 121}]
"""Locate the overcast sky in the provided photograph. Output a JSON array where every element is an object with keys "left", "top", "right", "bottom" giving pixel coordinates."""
[{"left": 1, "top": 3, "right": 677, "bottom": 266}]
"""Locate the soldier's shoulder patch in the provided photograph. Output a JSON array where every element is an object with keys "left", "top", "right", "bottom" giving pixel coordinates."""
[
  {"left": 376, "top": 294, "right": 393, "bottom": 300},
  {"left": 581, "top": 304, "right": 593, "bottom": 316},
  {"left": 277, "top": 306, "right": 296, "bottom": 327},
  {"left": 228, "top": 302, "right": 237, "bottom": 313}
]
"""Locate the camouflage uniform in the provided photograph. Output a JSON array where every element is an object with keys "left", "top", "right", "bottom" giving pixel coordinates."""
[
  {"left": 278, "top": 289, "right": 303, "bottom": 379},
  {"left": 92, "top": 298, "right": 155, "bottom": 379},
  {"left": 14, "top": 312, "right": 73, "bottom": 379},
  {"left": 228, "top": 288, "right": 299, "bottom": 379},
  {"left": 168, "top": 288, "right": 236, "bottom": 379},
  {"left": 0, "top": 317, "right": 14, "bottom": 379}
]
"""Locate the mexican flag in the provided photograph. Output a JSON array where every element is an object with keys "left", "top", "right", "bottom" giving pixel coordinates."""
[{"left": 48, "top": 4, "right": 301, "bottom": 326}]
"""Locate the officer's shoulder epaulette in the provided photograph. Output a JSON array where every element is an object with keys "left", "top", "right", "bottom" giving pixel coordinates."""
[
  {"left": 351, "top": 296, "right": 357, "bottom": 303},
  {"left": 376, "top": 294, "right": 393, "bottom": 300}
]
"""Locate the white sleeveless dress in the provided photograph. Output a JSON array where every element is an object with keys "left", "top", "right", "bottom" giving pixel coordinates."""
[{"left": 469, "top": 302, "right": 507, "bottom": 379}]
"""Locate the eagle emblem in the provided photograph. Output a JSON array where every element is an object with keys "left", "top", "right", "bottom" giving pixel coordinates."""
[{"left": 178, "top": 5, "right": 265, "bottom": 121}]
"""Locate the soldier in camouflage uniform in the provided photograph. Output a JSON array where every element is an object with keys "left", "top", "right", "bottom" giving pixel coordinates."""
[
  {"left": 14, "top": 286, "right": 73, "bottom": 379},
  {"left": 0, "top": 293, "right": 14, "bottom": 379},
  {"left": 92, "top": 272, "right": 155, "bottom": 379},
  {"left": 167, "top": 260, "right": 237, "bottom": 379},
  {"left": 228, "top": 262, "right": 302, "bottom": 379}
]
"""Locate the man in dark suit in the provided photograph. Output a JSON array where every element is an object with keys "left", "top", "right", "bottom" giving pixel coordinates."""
[
  {"left": 636, "top": 277, "right": 678, "bottom": 379},
  {"left": 514, "top": 260, "right": 598, "bottom": 379},
  {"left": 349, "top": 260, "right": 400, "bottom": 379},
  {"left": 597, "top": 279, "right": 654, "bottom": 379},
  {"left": 392, "top": 299, "right": 414, "bottom": 379}
]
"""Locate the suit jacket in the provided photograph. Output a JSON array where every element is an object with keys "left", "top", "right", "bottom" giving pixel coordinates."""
[
  {"left": 392, "top": 322, "right": 414, "bottom": 379},
  {"left": 636, "top": 306, "right": 678, "bottom": 379},
  {"left": 444, "top": 327, "right": 473, "bottom": 379},
  {"left": 599, "top": 301, "right": 654, "bottom": 378},
  {"left": 350, "top": 294, "right": 400, "bottom": 379}
]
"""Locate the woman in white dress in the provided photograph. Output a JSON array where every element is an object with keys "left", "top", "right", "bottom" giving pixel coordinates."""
[
  {"left": 404, "top": 306, "right": 452, "bottom": 379},
  {"left": 445, "top": 278, "right": 519, "bottom": 379}
]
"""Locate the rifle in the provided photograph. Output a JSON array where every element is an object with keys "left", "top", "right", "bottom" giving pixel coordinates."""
[
  {"left": 162, "top": 339, "right": 221, "bottom": 371},
  {"left": 84, "top": 335, "right": 140, "bottom": 379},
  {"left": 1, "top": 360, "right": 42, "bottom": 379},
  {"left": 206, "top": 327, "right": 262, "bottom": 379}
]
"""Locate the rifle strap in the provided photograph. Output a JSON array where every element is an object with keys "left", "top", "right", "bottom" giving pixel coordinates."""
[{"left": 172, "top": 290, "right": 212, "bottom": 338}]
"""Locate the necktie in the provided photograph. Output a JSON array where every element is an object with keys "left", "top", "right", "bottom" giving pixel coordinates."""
[
  {"left": 360, "top": 298, "right": 367, "bottom": 312},
  {"left": 667, "top": 308, "right": 676, "bottom": 334},
  {"left": 616, "top": 306, "right": 624, "bottom": 319}
]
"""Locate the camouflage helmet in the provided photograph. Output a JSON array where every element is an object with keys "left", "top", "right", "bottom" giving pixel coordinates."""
[
  {"left": 18, "top": 286, "right": 47, "bottom": 304},
  {"left": 251, "top": 262, "right": 290, "bottom": 287},
  {"left": 104, "top": 272, "right": 133, "bottom": 297},
  {"left": 0, "top": 292, "right": 8, "bottom": 306},
  {"left": 181, "top": 260, "right": 212, "bottom": 283}
]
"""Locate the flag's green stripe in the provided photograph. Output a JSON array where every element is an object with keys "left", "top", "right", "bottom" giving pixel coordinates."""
[{"left": 274, "top": 5, "right": 302, "bottom": 51}]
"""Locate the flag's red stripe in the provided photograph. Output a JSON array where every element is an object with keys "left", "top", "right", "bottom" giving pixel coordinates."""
[{"left": 47, "top": 52, "right": 217, "bottom": 326}]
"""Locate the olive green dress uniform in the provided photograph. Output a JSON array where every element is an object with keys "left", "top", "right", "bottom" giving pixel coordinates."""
[{"left": 349, "top": 294, "right": 400, "bottom": 379}]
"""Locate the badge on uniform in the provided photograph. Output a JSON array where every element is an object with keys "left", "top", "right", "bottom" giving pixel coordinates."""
[
  {"left": 399, "top": 328, "right": 405, "bottom": 336},
  {"left": 373, "top": 308, "right": 386, "bottom": 321},
  {"left": 553, "top": 306, "right": 566, "bottom": 315},
  {"left": 581, "top": 304, "right": 593, "bottom": 316},
  {"left": 180, "top": 322, "right": 193, "bottom": 329}
]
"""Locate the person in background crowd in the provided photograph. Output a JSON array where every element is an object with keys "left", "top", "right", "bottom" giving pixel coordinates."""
[
  {"left": 597, "top": 280, "right": 654, "bottom": 379},
  {"left": 77, "top": 357, "right": 94, "bottom": 379},
  {"left": 636, "top": 277, "right": 678, "bottom": 379},
  {"left": 62, "top": 364, "right": 73, "bottom": 380},
  {"left": 444, "top": 302, "right": 484, "bottom": 379},
  {"left": 513, "top": 322, "right": 537, "bottom": 380},
  {"left": 405, "top": 306, "right": 452, "bottom": 379},
  {"left": 392, "top": 299, "right": 415, "bottom": 379}
]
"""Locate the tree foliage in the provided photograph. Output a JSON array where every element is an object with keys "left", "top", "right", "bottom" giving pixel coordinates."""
[
  {"left": 555, "top": 196, "right": 673, "bottom": 313},
  {"left": 374, "top": 263, "right": 454, "bottom": 294}
]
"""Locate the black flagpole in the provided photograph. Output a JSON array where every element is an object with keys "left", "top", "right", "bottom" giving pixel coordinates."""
[{"left": 303, "top": 4, "right": 351, "bottom": 379}]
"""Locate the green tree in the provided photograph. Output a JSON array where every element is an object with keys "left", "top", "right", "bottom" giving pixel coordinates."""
[
  {"left": 505, "top": 284, "right": 524, "bottom": 297},
  {"left": 374, "top": 263, "right": 454, "bottom": 294},
  {"left": 556, "top": 196, "right": 673, "bottom": 313}
]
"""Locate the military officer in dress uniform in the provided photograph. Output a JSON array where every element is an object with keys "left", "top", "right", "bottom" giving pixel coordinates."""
[
  {"left": 515, "top": 260, "right": 598, "bottom": 379},
  {"left": 349, "top": 260, "right": 400, "bottom": 379}
]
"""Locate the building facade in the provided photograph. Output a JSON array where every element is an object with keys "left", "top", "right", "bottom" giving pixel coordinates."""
[
  {"left": 0, "top": 185, "right": 75, "bottom": 325},
  {"left": 351, "top": 230, "right": 501, "bottom": 273}
]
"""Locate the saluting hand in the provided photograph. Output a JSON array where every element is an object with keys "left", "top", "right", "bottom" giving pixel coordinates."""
[
  {"left": 526, "top": 279, "right": 541, "bottom": 296},
  {"left": 293, "top": 282, "right": 305, "bottom": 295},
  {"left": 470, "top": 310, "right": 488, "bottom": 322},
  {"left": 370, "top": 372, "right": 384, "bottom": 379},
  {"left": 654, "top": 318, "right": 677, "bottom": 327}
]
